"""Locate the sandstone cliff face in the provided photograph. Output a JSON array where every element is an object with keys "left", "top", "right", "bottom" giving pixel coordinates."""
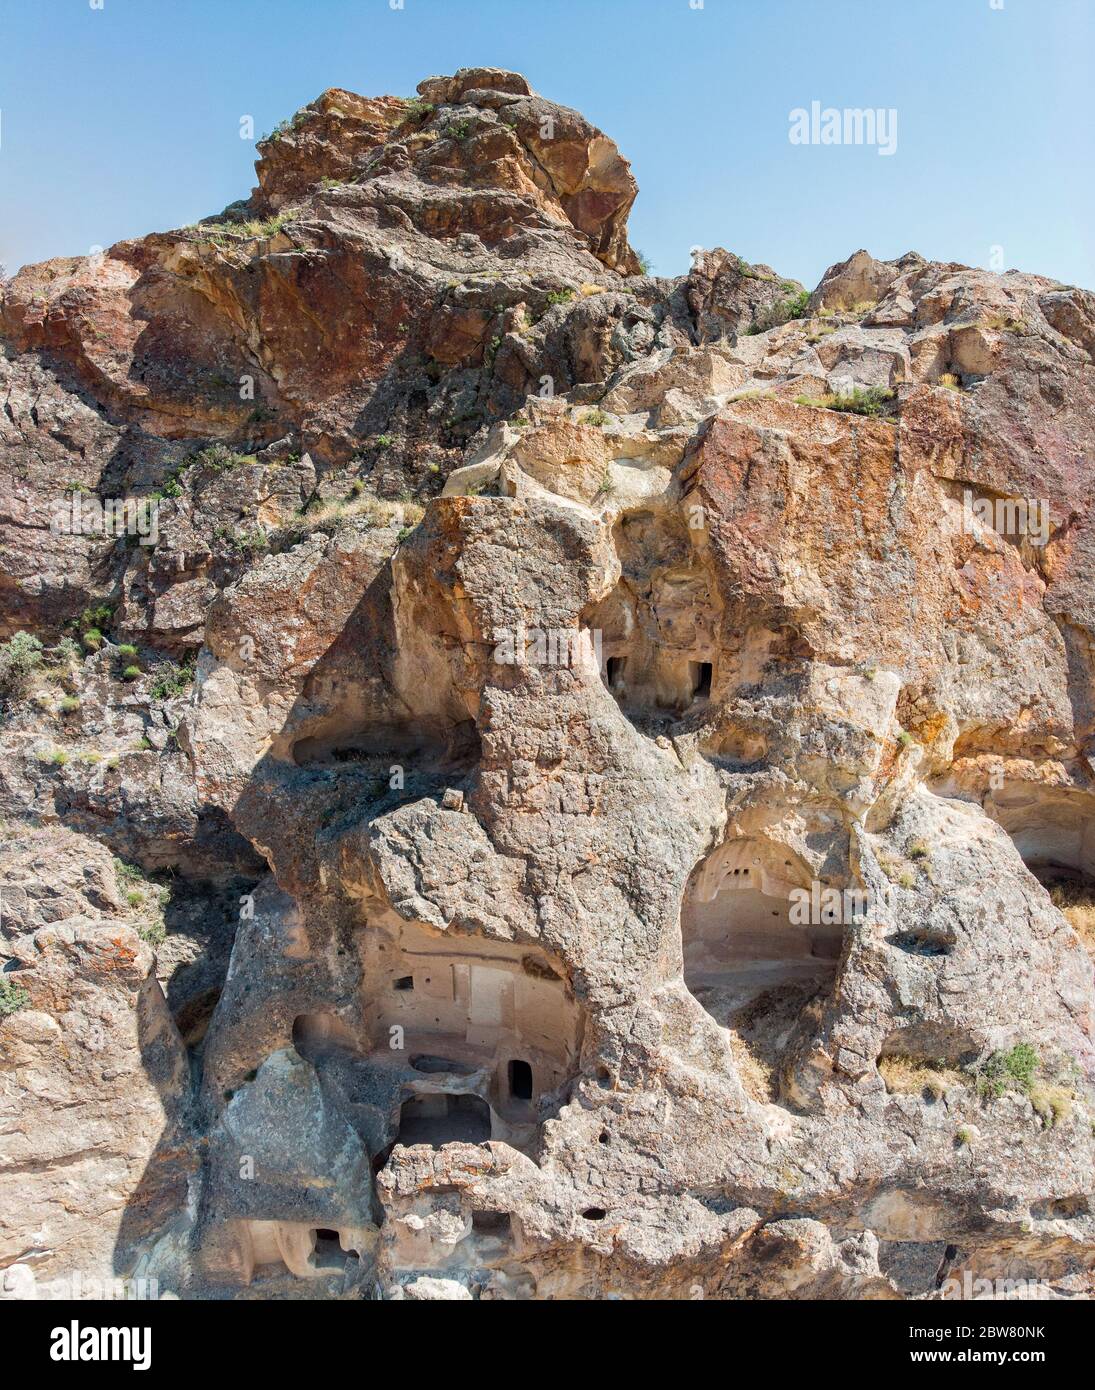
[{"left": 2, "top": 69, "right": 1095, "bottom": 1302}]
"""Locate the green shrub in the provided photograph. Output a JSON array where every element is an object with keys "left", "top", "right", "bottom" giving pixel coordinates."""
[
  {"left": 116, "top": 644, "right": 138, "bottom": 661},
  {"left": 74, "top": 603, "right": 115, "bottom": 649},
  {"left": 221, "top": 526, "right": 268, "bottom": 557},
  {"left": 0, "top": 632, "right": 44, "bottom": 703},
  {"left": 973, "top": 1044, "right": 1075, "bottom": 1127},
  {"left": 794, "top": 386, "right": 896, "bottom": 418},
  {"left": 748, "top": 289, "right": 810, "bottom": 334},
  {"left": 0, "top": 977, "right": 31, "bottom": 1017},
  {"left": 151, "top": 471, "right": 184, "bottom": 501},
  {"left": 259, "top": 110, "right": 308, "bottom": 144},
  {"left": 595, "top": 467, "right": 617, "bottom": 498},
  {"left": 149, "top": 659, "right": 195, "bottom": 702},
  {"left": 193, "top": 444, "right": 257, "bottom": 472},
  {"left": 195, "top": 214, "right": 288, "bottom": 245},
  {"left": 117, "top": 861, "right": 168, "bottom": 948},
  {"left": 80, "top": 603, "right": 114, "bottom": 632},
  {"left": 122, "top": 665, "right": 141, "bottom": 682},
  {"left": 976, "top": 1043, "right": 1040, "bottom": 1099},
  {"left": 138, "top": 920, "right": 166, "bottom": 947},
  {"left": 400, "top": 98, "right": 434, "bottom": 124},
  {"left": 52, "top": 637, "right": 82, "bottom": 668},
  {"left": 59, "top": 696, "right": 80, "bottom": 714}
]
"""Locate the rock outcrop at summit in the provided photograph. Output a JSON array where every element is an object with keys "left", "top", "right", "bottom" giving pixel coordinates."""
[{"left": 2, "top": 68, "right": 1095, "bottom": 1302}]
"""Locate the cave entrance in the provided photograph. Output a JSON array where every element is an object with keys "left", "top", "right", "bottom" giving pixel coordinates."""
[
  {"left": 508, "top": 1058, "right": 534, "bottom": 1101},
  {"left": 362, "top": 921, "right": 584, "bottom": 1098},
  {"left": 985, "top": 785, "right": 1095, "bottom": 881},
  {"left": 681, "top": 839, "right": 844, "bottom": 1095},
  {"left": 312, "top": 1228, "right": 351, "bottom": 1268},
  {"left": 690, "top": 661, "right": 713, "bottom": 701},
  {"left": 581, "top": 516, "right": 724, "bottom": 726},
  {"left": 983, "top": 787, "right": 1095, "bottom": 958},
  {"left": 361, "top": 919, "right": 585, "bottom": 1156},
  {"left": 683, "top": 842, "right": 843, "bottom": 1021},
  {"left": 290, "top": 720, "right": 481, "bottom": 773},
  {"left": 606, "top": 656, "right": 627, "bottom": 691},
  {"left": 238, "top": 1220, "right": 360, "bottom": 1282},
  {"left": 292, "top": 1012, "right": 356, "bottom": 1062},
  {"left": 395, "top": 1093, "right": 492, "bottom": 1148},
  {"left": 1033, "top": 865, "right": 1095, "bottom": 959}
]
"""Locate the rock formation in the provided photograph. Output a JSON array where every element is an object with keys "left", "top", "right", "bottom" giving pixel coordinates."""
[{"left": 2, "top": 68, "right": 1094, "bottom": 1301}]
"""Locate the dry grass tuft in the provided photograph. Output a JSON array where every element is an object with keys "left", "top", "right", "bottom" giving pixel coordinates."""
[
  {"left": 727, "top": 981, "right": 824, "bottom": 1104},
  {"left": 878, "top": 1054, "right": 967, "bottom": 1099},
  {"left": 1048, "top": 879, "right": 1095, "bottom": 959},
  {"left": 1029, "top": 1083, "right": 1074, "bottom": 1128}
]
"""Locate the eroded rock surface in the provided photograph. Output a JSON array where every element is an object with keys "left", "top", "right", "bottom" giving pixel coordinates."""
[{"left": 2, "top": 69, "right": 1094, "bottom": 1302}]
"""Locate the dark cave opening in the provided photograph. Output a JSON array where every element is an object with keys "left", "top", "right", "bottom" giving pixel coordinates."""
[
  {"left": 395, "top": 1092, "right": 493, "bottom": 1148},
  {"left": 508, "top": 1058, "right": 534, "bottom": 1101},
  {"left": 691, "top": 660, "right": 713, "bottom": 700}
]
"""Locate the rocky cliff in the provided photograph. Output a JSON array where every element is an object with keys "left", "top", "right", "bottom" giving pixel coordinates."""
[{"left": 2, "top": 67, "right": 1095, "bottom": 1302}]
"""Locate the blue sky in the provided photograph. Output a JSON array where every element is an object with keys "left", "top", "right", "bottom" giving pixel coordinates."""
[{"left": 2, "top": 0, "right": 1093, "bottom": 290}]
